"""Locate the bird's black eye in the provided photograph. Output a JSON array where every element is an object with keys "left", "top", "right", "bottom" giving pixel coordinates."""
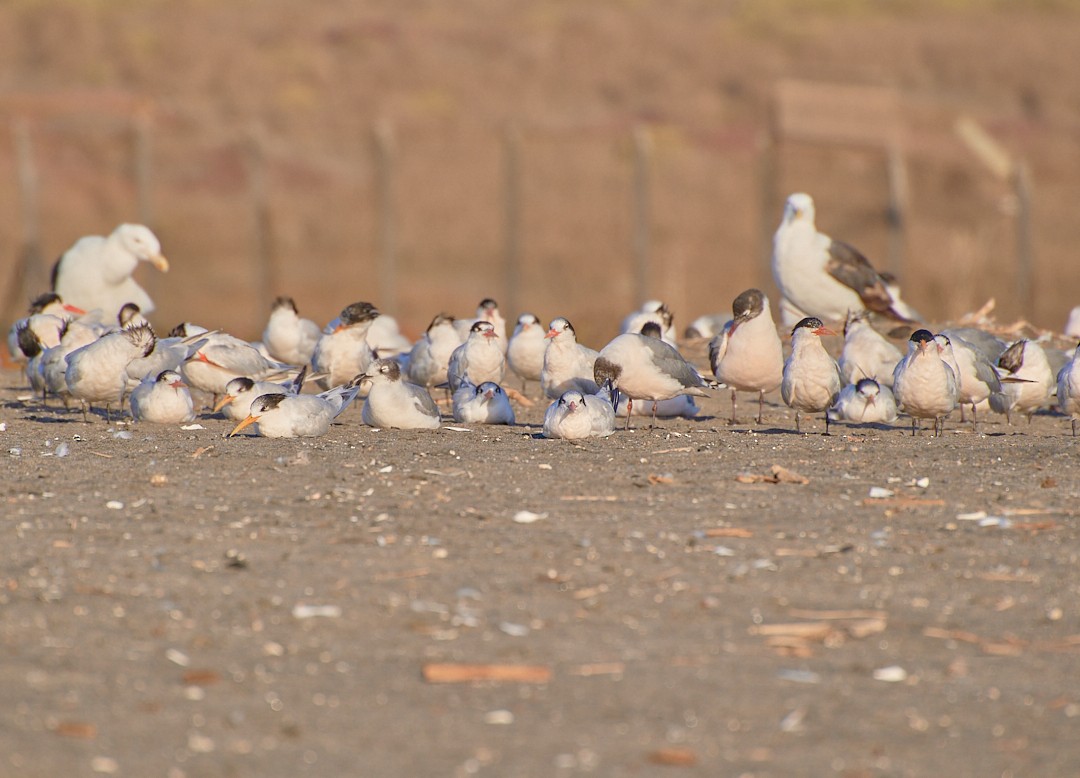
[
  {"left": 475, "top": 385, "right": 483, "bottom": 395},
  {"left": 495, "top": 387, "right": 502, "bottom": 394},
  {"left": 559, "top": 397, "right": 566, "bottom": 406}
]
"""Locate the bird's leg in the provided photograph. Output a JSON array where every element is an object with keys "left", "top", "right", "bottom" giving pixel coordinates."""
[
  {"left": 757, "top": 390, "right": 765, "bottom": 425},
  {"left": 730, "top": 389, "right": 738, "bottom": 425},
  {"left": 1073, "top": 418, "right": 1077, "bottom": 437},
  {"left": 911, "top": 417, "right": 917, "bottom": 436},
  {"left": 650, "top": 401, "right": 658, "bottom": 429},
  {"left": 81, "top": 402, "right": 89, "bottom": 424},
  {"left": 624, "top": 398, "right": 633, "bottom": 430},
  {"left": 971, "top": 403, "right": 978, "bottom": 434},
  {"left": 959, "top": 403, "right": 967, "bottom": 423},
  {"left": 794, "top": 410, "right": 801, "bottom": 433},
  {"left": 1005, "top": 410, "right": 1012, "bottom": 426},
  {"left": 823, "top": 412, "right": 830, "bottom": 436},
  {"left": 104, "top": 404, "right": 111, "bottom": 423}
]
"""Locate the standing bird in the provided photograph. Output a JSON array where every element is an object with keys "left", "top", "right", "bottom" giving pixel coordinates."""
[
  {"left": 781, "top": 317, "right": 843, "bottom": 434},
  {"left": 65, "top": 324, "right": 157, "bottom": 421},
  {"left": 51, "top": 224, "right": 169, "bottom": 316},
  {"left": 262, "top": 296, "right": 320, "bottom": 366},
  {"left": 227, "top": 380, "right": 361, "bottom": 439},
  {"left": 359, "top": 358, "right": 441, "bottom": 430},
  {"left": 452, "top": 374, "right": 516, "bottom": 425},
  {"left": 989, "top": 339, "right": 1055, "bottom": 424},
  {"left": 447, "top": 321, "right": 506, "bottom": 392},
  {"left": 1056, "top": 343, "right": 1080, "bottom": 436},
  {"left": 542, "top": 388, "right": 616, "bottom": 440},
  {"left": 42, "top": 318, "right": 101, "bottom": 405},
  {"left": 454, "top": 298, "right": 507, "bottom": 351},
  {"left": 892, "top": 329, "right": 959, "bottom": 436},
  {"left": 506, "top": 313, "right": 547, "bottom": 388},
  {"left": 772, "top": 193, "right": 913, "bottom": 327},
  {"left": 709, "top": 288, "right": 784, "bottom": 424},
  {"left": 312, "top": 302, "right": 380, "bottom": 389},
  {"left": 406, "top": 313, "right": 462, "bottom": 389},
  {"left": 838, "top": 310, "right": 903, "bottom": 387},
  {"left": 829, "top": 378, "right": 898, "bottom": 425},
  {"left": 130, "top": 370, "right": 196, "bottom": 424},
  {"left": 541, "top": 317, "right": 600, "bottom": 399},
  {"left": 938, "top": 333, "right": 1005, "bottom": 431},
  {"left": 594, "top": 323, "right": 711, "bottom": 427}
]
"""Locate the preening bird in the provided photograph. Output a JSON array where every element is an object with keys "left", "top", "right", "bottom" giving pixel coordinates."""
[
  {"left": 262, "top": 296, "right": 321, "bottom": 366},
  {"left": 51, "top": 224, "right": 169, "bottom": 316},
  {"left": 312, "top": 301, "right": 381, "bottom": 389},
  {"left": 65, "top": 324, "right": 157, "bottom": 421}
]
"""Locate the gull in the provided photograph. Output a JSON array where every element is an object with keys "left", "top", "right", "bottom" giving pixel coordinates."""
[
  {"left": 772, "top": 192, "right": 913, "bottom": 327},
  {"left": 594, "top": 322, "right": 710, "bottom": 427},
  {"left": 65, "top": 324, "right": 157, "bottom": 421},
  {"left": 359, "top": 358, "right": 441, "bottom": 429},
  {"left": 838, "top": 310, "right": 903, "bottom": 387},
  {"left": 621, "top": 301, "right": 678, "bottom": 346},
  {"left": 781, "top": 317, "right": 843, "bottom": 434},
  {"left": 1056, "top": 343, "right": 1080, "bottom": 436},
  {"left": 989, "top": 339, "right": 1055, "bottom": 424},
  {"left": 228, "top": 379, "right": 361, "bottom": 438},
  {"left": 828, "top": 378, "right": 898, "bottom": 425},
  {"left": 447, "top": 321, "right": 506, "bottom": 391},
  {"left": 181, "top": 331, "right": 291, "bottom": 399},
  {"left": 452, "top": 374, "right": 516, "bottom": 425},
  {"left": 51, "top": 223, "right": 169, "bottom": 316},
  {"left": 130, "top": 370, "right": 196, "bottom": 424},
  {"left": 454, "top": 298, "right": 507, "bottom": 351},
  {"left": 506, "top": 313, "right": 547, "bottom": 387},
  {"left": 406, "top": 313, "right": 462, "bottom": 389},
  {"left": 892, "top": 329, "right": 959, "bottom": 436},
  {"left": 541, "top": 317, "right": 599, "bottom": 399},
  {"left": 938, "top": 333, "right": 1005, "bottom": 431},
  {"left": 312, "top": 302, "right": 380, "bottom": 389},
  {"left": 709, "top": 288, "right": 784, "bottom": 424},
  {"left": 262, "top": 296, "right": 320, "bottom": 366},
  {"left": 542, "top": 388, "right": 616, "bottom": 440}
]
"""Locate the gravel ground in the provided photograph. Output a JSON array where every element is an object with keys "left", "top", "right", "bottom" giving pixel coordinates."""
[{"left": 2, "top": 365, "right": 1079, "bottom": 778}]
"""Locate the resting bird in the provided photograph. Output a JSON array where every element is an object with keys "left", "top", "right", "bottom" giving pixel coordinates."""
[
  {"left": 541, "top": 317, "right": 600, "bottom": 400},
  {"left": 1057, "top": 342, "right": 1080, "bottom": 436},
  {"left": 454, "top": 298, "right": 507, "bottom": 352},
  {"left": 312, "top": 302, "right": 380, "bottom": 389},
  {"left": 506, "top": 313, "right": 547, "bottom": 387},
  {"left": 447, "top": 321, "right": 505, "bottom": 392},
  {"left": 129, "top": 370, "right": 196, "bottom": 424},
  {"left": 837, "top": 310, "right": 903, "bottom": 388},
  {"left": 542, "top": 388, "right": 616, "bottom": 440},
  {"left": 772, "top": 193, "right": 913, "bottom": 326},
  {"left": 406, "top": 313, "right": 462, "bottom": 389},
  {"left": 228, "top": 379, "right": 361, "bottom": 439},
  {"left": 989, "top": 339, "right": 1054, "bottom": 424},
  {"left": 828, "top": 378, "right": 898, "bottom": 425},
  {"left": 452, "top": 374, "right": 516, "bottom": 425},
  {"left": 51, "top": 224, "right": 169, "bottom": 316},
  {"left": 262, "top": 296, "right": 320, "bottom": 366},
  {"left": 359, "top": 358, "right": 441, "bottom": 430}
]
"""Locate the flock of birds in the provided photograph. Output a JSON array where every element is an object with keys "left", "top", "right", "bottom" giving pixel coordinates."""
[{"left": 7, "top": 193, "right": 1080, "bottom": 440}]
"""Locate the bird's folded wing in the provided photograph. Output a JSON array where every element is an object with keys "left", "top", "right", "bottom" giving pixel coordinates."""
[{"left": 825, "top": 240, "right": 902, "bottom": 318}]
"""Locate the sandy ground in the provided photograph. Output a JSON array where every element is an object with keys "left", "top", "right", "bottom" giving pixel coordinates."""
[{"left": 2, "top": 364, "right": 1079, "bottom": 778}]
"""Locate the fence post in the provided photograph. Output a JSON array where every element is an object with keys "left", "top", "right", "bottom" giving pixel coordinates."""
[
  {"left": 502, "top": 123, "right": 522, "bottom": 317},
  {"left": 12, "top": 119, "right": 45, "bottom": 304},
  {"left": 246, "top": 129, "right": 274, "bottom": 327},
  {"left": 1013, "top": 160, "right": 1034, "bottom": 318},
  {"left": 632, "top": 124, "right": 652, "bottom": 307},
  {"left": 372, "top": 120, "right": 398, "bottom": 315}
]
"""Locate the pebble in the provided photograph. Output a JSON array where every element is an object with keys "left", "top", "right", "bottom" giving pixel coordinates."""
[{"left": 105, "top": 501, "right": 124, "bottom": 510}]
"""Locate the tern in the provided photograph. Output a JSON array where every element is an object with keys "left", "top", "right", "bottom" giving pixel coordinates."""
[
  {"left": 989, "top": 339, "right": 1055, "bottom": 424},
  {"left": 1056, "top": 343, "right": 1080, "bottom": 436},
  {"left": 772, "top": 193, "right": 913, "bottom": 326},
  {"left": 262, "top": 296, "right": 321, "bottom": 366},
  {"left": 130, "top": 370, "right": 196, "bottom": 424},
  {"left": 213, "top": 372, "right": 306, "bottom": 422},
  {"left": 594, "top": 322, "right": 710, "bottom": 427},
  {"left": 541, "top": 317, "right": 599, "bottom": 400},
  {"left": 406, "top": 313, "right": 462, "bottom": 389},
  {"left": 837, "top": 310, "right": 903, "bottom": 388},
  {"left": 181, "top": 331, "right": 291, "bottom": 399},
  {"left": 709, "top": 288, "right": 783, "bottom": 424},
  {"left": 781, "top": 317, "right": 843, "bottom": 434},
  {"left": 938, "top": 333, "right": 1005, "bottom": 431},
  {"left": 447, "top": 321, "right": 506, "bottom": 392},
  {"left": 312, "top": 301, "right": 381, "bottom": 389},
  {"left": 65, "top": 324, "right": 157, "bottom": 421},
  {"left": 452, "top": 374, "right": 516, "bottom": 425},
  {"left": 542, "top": 388, "right": 616, "bottom": 440},
  {"left": 621, "top": 301, "right": 678, "bottom": 346},
  {"left": 7, "top": 292, "right": 85, "bottom": 362},
  {"left": 228, "top": 379, "right": 361, "bottom": 438},
  {"left": 41, "top": 319, "right": 101, "bottom": 405},
  {"left": 51, "top": 224, "right": 169, "bottom": 316},
  {"left": 828, "top": 377, "right": 898, "bottom": 425},
  {"left": 359, "top": 358, "right": 441, "bottom": 430},
  {"left": 454, "top": 298, "right": 507, "bottom": 351},
  {"left": 506, "top": 313, "right": 546, "bottom": 387},
  {"left": 892, "top": 329, "right": 959, "bottom": 436}
]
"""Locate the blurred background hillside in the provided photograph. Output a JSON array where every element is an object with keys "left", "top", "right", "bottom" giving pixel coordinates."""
[{"left": 1, "top": 0, "right": 1078, "bottom": 343}]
